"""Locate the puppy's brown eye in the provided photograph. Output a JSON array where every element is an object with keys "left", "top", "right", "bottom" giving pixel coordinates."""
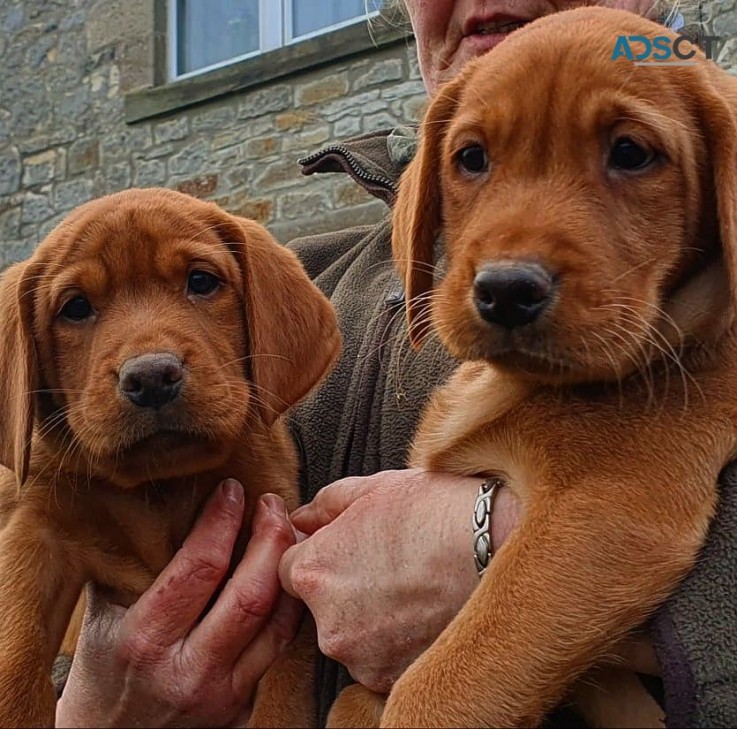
[
  {"left": 609, "top": 137, "right": 656, "bottom": 171},
  {"left": 60, "top": 296, "right": 93, "bottom": 321},
  {"left": 456, "top": 144, "right": 489, "bottom": 175},
  {"left": 188, "top": 270, "right": 220, "bottom": 297}
]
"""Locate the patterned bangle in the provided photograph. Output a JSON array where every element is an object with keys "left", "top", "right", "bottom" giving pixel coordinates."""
[{"left": 473, "top": 477, "right": 503, "bottom": 578}]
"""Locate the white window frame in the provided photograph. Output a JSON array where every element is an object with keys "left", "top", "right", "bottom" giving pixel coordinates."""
[{"left": 168, "top": 0, "right": 380, "bottom": 82}]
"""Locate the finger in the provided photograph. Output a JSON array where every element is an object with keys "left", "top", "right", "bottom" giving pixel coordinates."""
[
  {"left": 278, "top": 537, "right": 320, "bottom": 601},
  {"left": 232, "top": 589, "right": 305, "bottom": 697},
  {"left": 187, "top": 494, "right": 296, "bottom": 666},
  {"left": 290, "top": 475, "right": 383, "bottom": 533},
  {"left": 122, "top": 479, "right": 245, "bottom": 650}
]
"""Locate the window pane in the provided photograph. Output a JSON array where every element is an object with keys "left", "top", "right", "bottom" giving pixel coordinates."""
[
  {"left": 176, "top": 0, "right": 259, "bottom": 76},
  {"left": 291, "top": 0, "right": 369, "bottom": 39}
]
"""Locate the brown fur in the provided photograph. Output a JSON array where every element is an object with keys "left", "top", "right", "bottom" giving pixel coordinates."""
[
  {"left": 0, "top": 188, "right": 341, "bottom": 727},
  {"left": 331, "top": 7, "right": 737, "bottom": 728}
]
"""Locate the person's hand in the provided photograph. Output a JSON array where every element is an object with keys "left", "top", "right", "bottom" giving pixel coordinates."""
[
  {"left": 56, "top": 480, "right": 302, "bottom": 728},
  {"left": 279, "top": 468, "right": 521, "bottom": 693},
  {"left": 280, "top": 469, "right": 660, "bottom": 694}
]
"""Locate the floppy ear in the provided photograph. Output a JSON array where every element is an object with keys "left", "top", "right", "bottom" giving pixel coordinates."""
[
  {"left": 392, "top": 76, "right": 467, "bottom": 348},
  {"left": 220, "top": 215, "right": 341, "bottom": 426},
  {"left": 0, "top": 261, "right": 40, "bottom": 487}
]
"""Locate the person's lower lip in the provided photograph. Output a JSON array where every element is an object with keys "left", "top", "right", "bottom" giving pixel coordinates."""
[{"left": 462, "top": 31, "right": 517, "bottom": 54}]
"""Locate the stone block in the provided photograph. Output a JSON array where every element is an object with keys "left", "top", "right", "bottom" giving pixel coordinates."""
[
  {"left": 282, "top": 125, "right": 331, "bottom": 154},
  {"left": 363, "top": 111, "right": 399, "bottom": 133},
  {"left": 168, "top": 138, "right": 210, "bottom": 177},
  {"left": 68, "top": 139, "right": 100, "bottom": 175},
  {"left": 275, "top": 110, "right": 316, "bottom": 131},
  {"left": 175, "top": 174, "right": 219, "bottom": 198},
  {"left": 0, "top": 207, "right": 21, "bottom": 239},
  {"left": 133, "top": 157, "right": 166, "bottom": 187},
  {"left": 106, "top": 161, "right": 131, "bottom": 192},
  {"left": 381, "top": 80, "right": 425, "bottom": 101},
  {"left": 21, "top": 190, "right": 54, "bottom": 224},
  {"left": 278, "top": 190, "right": 332, "bottom": 221},
  {"left": 192, "top": 106, "right": 237, "bottom": 132},
  {"left": 237, "top": 86, "right": 292, "bottom": 119},
  {"left": 55, "top": 86, "right": 91, "bottom": 122},
  {"left": 22, "top": 149, "right": 65, "bottom": 187},
  {"left": 252, "top": 158, "right": 304, "bottom": 192},
  {"left": 245, "top": 135, "right": 281, "bottom": 160},
  {"left": 86, "top": 0, "right": 152, "bottom": 51},
  {"left": 354, "top": 59, "right": 403, "bottom": 90},
  {"left": 144, "top": 143, "right": 178, "bottom": 160},
  {"left": 295, "top": 73, "right": 350, "bottom": 107},
  {"left": 333, "top": 178, "right": 373, "bottom": 208},
  {"left": 268, "top": 200, "right": 385, "bottom": 243},
  {"left": 54, "top": 177, "right": 94, "bottom": 212},
  {"left": 220, "top": 162, "right": 253, "bottom": 192},
  {"left": 154, "top": 117, "right": 190, "bottom": 144},
  {"left": 100, "top": 124, "right": 152, "bottom": 162},
  {"left": 213, "top": 117, "right": 274, "bottom": 150},
  {"left": 0, "top": 146, "right": 21, "bottom": 195},
  {"left": 217, "top": 191, "right": 274, "bottom": 225},
  {"left": 334, "top": 116, "right": 361, "bottom": 139},
  {"left": 18, "top": 126, "right": 77, "bottom": 155},
  {"left": 321, "top": 90, "right": 383, "bottom": 122}
]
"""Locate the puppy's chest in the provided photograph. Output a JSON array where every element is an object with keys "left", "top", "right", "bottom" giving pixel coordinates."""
[
  {"left": 413, "top": 367, "right": 737, "bottom": 500},
  {"left": 22, "top": 466, "right": 270, "bottom": 602}
]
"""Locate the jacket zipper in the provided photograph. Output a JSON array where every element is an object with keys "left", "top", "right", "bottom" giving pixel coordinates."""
[{"left": 299, "top": 145, "right": 398, "bottom": 194}]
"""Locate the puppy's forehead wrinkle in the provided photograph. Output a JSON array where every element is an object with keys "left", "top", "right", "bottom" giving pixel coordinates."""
[
  {"left": 458, "top": 13, "right": 698, "bottom": 148},
  {"left": 46, "top": 221, "right": 234, "bottom": 300}
]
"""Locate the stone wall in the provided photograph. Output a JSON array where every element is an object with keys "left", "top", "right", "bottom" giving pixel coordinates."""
[
  {"left": 0, "top": 0, "right": 735, "bottom": 268},
  {"left": 0, "top": 0, "right": 423, "bottom": 268}
]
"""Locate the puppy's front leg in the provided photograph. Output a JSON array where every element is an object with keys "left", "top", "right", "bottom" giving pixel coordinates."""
[
  {"left": 379, "top": 487, "right": 709, "bottom": 728},
  {"left": 0, "top": 509, "right": 84, "bottom": 728}
]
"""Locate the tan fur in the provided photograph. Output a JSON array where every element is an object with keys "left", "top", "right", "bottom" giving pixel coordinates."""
[
  {"left": 331, "top": 7, "right": 737, "bottom": 728},
  {"left": 0, "top": 188, "right": 341, "bottom": 727},
  {"left": 327, "top": 685, "right": 386, "bottom": 728}
]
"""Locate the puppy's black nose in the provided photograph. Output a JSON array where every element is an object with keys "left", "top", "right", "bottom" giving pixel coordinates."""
[
  {"left": 119, "top": 353, "right": 184, "bottom": 409},
  {"left": 473, "top": 264, "right": 554, "bottom": 329}
]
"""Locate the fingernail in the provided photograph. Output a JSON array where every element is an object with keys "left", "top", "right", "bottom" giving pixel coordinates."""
[
  {"left": 262, "top": 493, "right": 285, "bottom": 517},
  {"left": 222, "top": 479, "right": 243, "bottom": 504},
  {"left": 290, "top": 504, "right": 306, "bottom": 520}
]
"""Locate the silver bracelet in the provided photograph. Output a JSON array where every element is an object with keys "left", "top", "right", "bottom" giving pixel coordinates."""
[{"left": 473, "top": 477, "right": 503, "bottom": 578}]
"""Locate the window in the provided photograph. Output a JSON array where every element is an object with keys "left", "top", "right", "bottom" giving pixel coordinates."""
[{"left": 170, "top": 0, "right": 382, "bottom": 80}]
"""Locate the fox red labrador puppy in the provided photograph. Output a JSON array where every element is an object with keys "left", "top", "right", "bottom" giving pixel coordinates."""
[
  {"left": 329, "top": 7, "right": 737, "bottom": 728},
  {"left": 0, "top": 188, "right": 341, "bottom": 727}
]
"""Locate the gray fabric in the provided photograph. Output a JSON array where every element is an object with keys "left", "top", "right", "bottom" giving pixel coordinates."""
[
  {"left": 653, "top": 463, "right": 737, "bottom": 728},
  {"left": 288, "top": 130, "right": 458, "bottom": 723}
]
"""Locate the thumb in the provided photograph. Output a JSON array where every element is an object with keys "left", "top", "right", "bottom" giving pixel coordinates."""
[{"left": 290, "top": 476, "right": 380, "bottom": 534}]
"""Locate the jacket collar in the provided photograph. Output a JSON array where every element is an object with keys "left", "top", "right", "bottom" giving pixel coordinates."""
[{"left": 298, "top": 127, "right": 418, "bottom": 207}]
